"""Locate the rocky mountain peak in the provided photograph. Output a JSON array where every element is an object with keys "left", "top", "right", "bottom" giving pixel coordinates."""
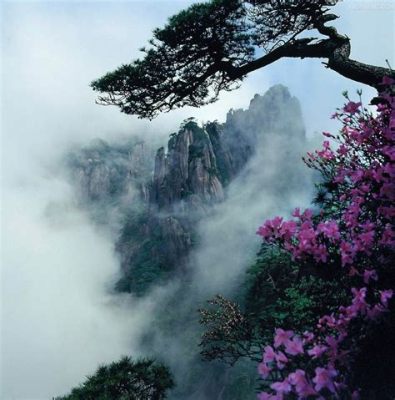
[
  {"left": 67, "top": 85, "right": 307, "bottom": 295},
  {"left": 152, "top": 120, "right": 225, "bottom": 211}
]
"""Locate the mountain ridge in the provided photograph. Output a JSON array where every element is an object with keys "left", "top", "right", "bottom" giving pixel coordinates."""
[{"left": 67, "top": 84, "right": 307, "bottom": 297}]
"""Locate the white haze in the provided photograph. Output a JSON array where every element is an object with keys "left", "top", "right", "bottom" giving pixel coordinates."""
[
  {"left": 1, "top": 175, "right": 158, "bottom": 399},
  {"left": 1, "top": 2, "right": 268, "bottom": 398},
  {"left": 192, "top": 135, "right": 312, "bottom": 297},
  {"left": 1, "top": 1, "right": 394, "bottom": 399}
]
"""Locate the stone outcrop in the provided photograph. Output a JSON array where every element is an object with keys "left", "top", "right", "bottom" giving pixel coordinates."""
[
  {"left": 68, "top": 85, "right": 307, "bottom": 295},
  {"left": 68, "top": 138, "right": 152, "bottom": 211},
  {"left": 152, "top": 121, "right": 225, "bottom": 211}
]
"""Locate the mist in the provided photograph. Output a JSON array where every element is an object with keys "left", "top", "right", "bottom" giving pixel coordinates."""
[
  {"left": 0, "top": 2, "right": 187, "bottom": 398},
  {"left": 1, "top": 1, "right": 394, "bottom": 399},
  {"left": 0, "top": 2, "right": 267, "bottom": 398},
  {"left": 1, "top": 174, "right": 158, "bottom": 398},
  {"left": 191, "top": 132, "right": 313, "bottom": 298}
]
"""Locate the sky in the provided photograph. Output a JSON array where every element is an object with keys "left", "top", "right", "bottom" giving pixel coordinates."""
[{"left": 1, "top": 0, "right": 394, "bottom": 399}]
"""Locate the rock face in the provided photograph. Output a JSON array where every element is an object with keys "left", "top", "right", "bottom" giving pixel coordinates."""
[
  {"left": 67, "top": 138, "right": 152, "bottom": 219},
  {"left": 68, "top": 84, "right": 306, "bottom": 295},
  {"left": 152, "top": 121, "right": 225, "bottom": 211}
]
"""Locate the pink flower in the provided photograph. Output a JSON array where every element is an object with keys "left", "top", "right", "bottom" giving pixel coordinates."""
[
  {"left": 284, "top": 337, "right": 304, "bottom": 356},
  {"left": 271, "top": 379, "right": 292, "bottom": 394},
  {"left": 270, "top": 216, "right": 283, "bottom": 229},
  {"left": 279, "top": 220, "right": 297, "bottom": 240},
  {"left": 358, "top": 230, "right": 375, "bottom": 248},
  {"left": 255, "top": 89, "right": 395, "bottom": 398},
  {"left": 382, "top": 145, "right": 395, "bottom": 161},
  {"left": 292, "top": 208, "right": 301, "bottom": 218},
  {"left": 380, "top": 289, "right": 393, "bottom": 306},
  {"left": 317, "top": 147, "right": 335, "bottom": 160},
  {"left": 297, "top": 227, "right": 317, "bottom": 252},
  {"left": 367, "top": 304, "right": 386, "bottom": 319},
  {"left": 303, "top": 331, "right": 315, "bottom": 343},
  {"left": 318, "top": 315, "right": 337, "bottom": 329},
  {"left": 317, "top": 221, "right": 340, "bottom": 241},
  {"left": 378, "top": 206, "right": 395, "bottom": 218},
  {"left": 337, "top": 144, "right": 348, "bottom": 156},
  {"left": 313, "top": 367, "right": 338, "bottom": 393},
  {"left": 340, "top": 241, "right": 355, "bottom": 266},
  {"left": 301, "top": 208, "right": 313, "bottom": 220},
  {"left": 263, "top": 346, "right": 276, "bottom": 363},
  {"left": 258, "top": 362, "right": 272, "bottom": 378},
  {"left": 308, "top": 344, "right": 328, "bottom": 359},
  {"left": 257, "top": 216, "right": 284, "bottom": 239},
  {"left": 275, "top": 351, "right": 289, "bottom": 369},
  {"left": 380, "top": 183, "right": 395, "bottom": 200},
  {"left": 350, "top": 169, "right": 364, "bottom": 183},
  {"left": 274, "top": 328, "right": 294, "bottom": 348},
  {"left": 288, "top": 369, "right": 306, "bottom": 386},
  {"left": 325, "top": 335, "right": 340, "bottom": 359},
  {"left": 363, "top": 269, "right": 378, "bottom": 284},
  {"left": 351, "top": 287, "right": 367, "bottom": 314},
  {"left": 343, "top": 101, "right": 362, "bottom": 114},
  {"left": 313, "top": 244, "right": 328, "bottom": 263},
  {"left": 289, "top": 369, "right": 317, "bottom": 397},
  {"left": 380, "top": 224, "right": 395, "bottom": 246}
]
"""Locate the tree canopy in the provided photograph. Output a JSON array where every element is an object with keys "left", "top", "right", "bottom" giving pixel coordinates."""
[
  {"left": 91, "top": 0, "right": 393, "bottom": 119},
  {"left": 55, "top": 357, "right": 174, "bottom": 400}
]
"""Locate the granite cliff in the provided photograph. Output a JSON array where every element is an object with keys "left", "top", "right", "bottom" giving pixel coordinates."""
[{"left": 68, "top": 84, "right": 307, "bottom": 297}]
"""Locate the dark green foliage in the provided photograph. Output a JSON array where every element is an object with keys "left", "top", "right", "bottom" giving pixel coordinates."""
[
  {"left": 115, "top": 211, "right": 185, "bottom": 296},
  {"left": 272, "top": 276, "right": 349, "bottom": 329},
  {"left": 92, "top": 0, "right": 391, "bottom": 119},
  {"left": 55, "top": 357, "right": 174, "bottom": 400},
  {"left": 245, "top": 244, "right": 349, "bottom": 332},
  {"left": 142, "top": 285, "right": 257, "bottom": 400},
  {"left": 350, "top": 305, "right": 395, "bottom": 399},
  {"left": 200, "top": 243, "right": 349, "bottom": 365},
  {"left": 92, "top": 0, "right": 252, "bottom": 118},
  {"left": 219, "top": 362, "right": 258, "bottom": 400}
]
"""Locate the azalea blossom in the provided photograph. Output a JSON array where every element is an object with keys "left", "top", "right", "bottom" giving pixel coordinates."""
[
  {"left": 343, "top": 101, "right": 361, "bottom": 114},
  {"left": 313, "top": 367, "right": 338, "bottom": 393},
  {"left": 284, "top": 337, "right": 304, "bottom": 356},
  {"left": 258, "top": 361, "right": 272, "bottom": 378},
  {"left": 257, "top": 86, "right": 394, "bottom": 398},
  {"left": 274, "top": 329, "right": 294, "bottom": 348},
  {"left": 271, "top": 379, "right": 292, "bottom": 394}
]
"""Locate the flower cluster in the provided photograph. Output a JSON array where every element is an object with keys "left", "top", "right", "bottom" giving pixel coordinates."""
[
  {"left": 257, "top": 211, "right": 340, "bottom": 263},
  {"left": 256, "top": 80, "right": 395, "bottom": 399}
]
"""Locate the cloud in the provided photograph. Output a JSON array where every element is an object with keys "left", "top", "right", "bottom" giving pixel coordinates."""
[
  {"left": 0, "top": 3, "right": 188, "bottom": 398},
  {"left": 1, "top": 172, "right": 161, "bottom": 398}
]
